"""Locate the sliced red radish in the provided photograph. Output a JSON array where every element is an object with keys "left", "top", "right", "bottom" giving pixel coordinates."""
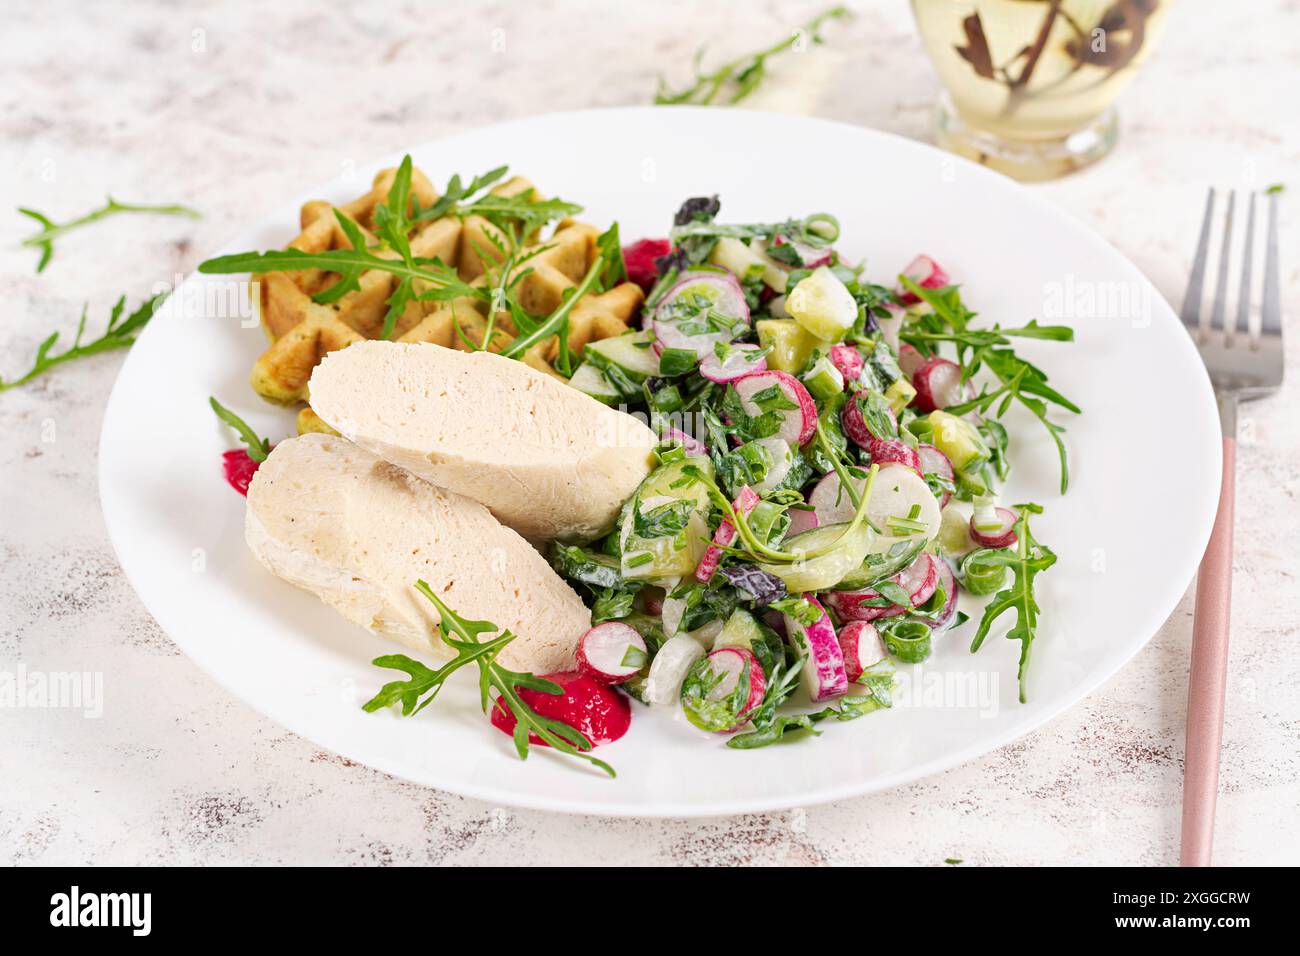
[
  {"left": 912, "top": 356, "right": 966, "bottom": 413},
  {"left": 662, "top": 426, "right": 708, "bottom": 456},
  {"left": 824, "top": 553, "right": 937, "bottom": 622},
  {"left": 837, "top": 621, "right": 887, "bottom": 683},
  {"left": 808, "top": 470, "right": 867, "bottom": 525},
  {"left": 700, "top": 342, "right": 768, "bottom": 383},
  {"left": 772, "top": 233, "right": 834, "bottom": 268},
  {"left": 623, "top": 237, "right": 672, "bottom": 292},
  {"left": 841, "top": 392, "right": 898, "bottom": 449},
  {"left": 823, "top": 588, "right": 906, "bottom": 623},
  {"left": 970, "top": 506, "right": 1019, "bottom": 549},
  {"left": 695, "top": 486, "right": 760, "bottom": 583},
  {"left": 576, "top": 622, "right": 648, "bottom": 685},
  {"left": 916, "top": 442, "right": 955, "bottom": 508},
  {"left": 867, "top": 437, "right": 922, "bottom": 476},
  {"left": 490, "top": 671, "right": 630, "bottom": 746},
  {"left": 652, "top": 316, "right": 728, "bottom": 359},
  {"left": 785, "top": 506, "right": 820, "bottom": 537},
  {"left": 782, "top": 595, "right": 847, "bottom": 702},
  {"left": 897, "top": 552, "right": 939, "bottom": 605},
  {"left": 868, "top": 463, "right": 943, "bottom": 543},
  {"left": 731, "top": 370, "right": 816, "bottom": 446},
  {"left": 643, "top": 636, "right": 705, "bottom": 706},
  {"left": 656, "top": 270, "right": 750, "bottom": 325},
  {"left": 680, "top": 647, "right": 766, "bottom": 733},
  {"left": 895, "top": 254, "right": 949, "bottom": 304},
  {"left": 897, "top": 342, "right": 926, "bottom": 378},
  {"left": 931, "top": 558, "right": 959, "bottom": 628},
  {"left": 829, "top": 343, "right": 864, "bottom": 383}
]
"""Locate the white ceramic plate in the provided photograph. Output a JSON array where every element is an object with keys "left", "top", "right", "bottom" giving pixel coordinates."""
[{"left": 99, "top": 107, "right": 1219, "bottom": 816}]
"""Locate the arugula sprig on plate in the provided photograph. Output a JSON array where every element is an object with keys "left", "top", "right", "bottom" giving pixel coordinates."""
[
  {"left": 967, "top": 504, "right": 1057, "bottom": 703},
  {"left": 363, "top": 580, "right": 615, "bottom": 777},
  {"left": 0, "top": 293, "right": 168, "bottom": 393},
  {"left": 898, "top": 276, "right": 1079, "bottom": 493}
]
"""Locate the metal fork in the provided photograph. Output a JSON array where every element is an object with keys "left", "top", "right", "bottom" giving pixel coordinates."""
[{"left": 1178, "top": 188, "right": 1284, "bottom": 866}]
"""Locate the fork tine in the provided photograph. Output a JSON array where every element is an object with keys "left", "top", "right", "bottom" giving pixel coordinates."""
[
  {"left": 1262, "top": 191, "right": 1282, "bottom": 337},
  {"left": 1181, "top": 187, "right": 1216, "bottom": 332},
  {"left": 1209, "top": 190, "right": 1235, "bottom": 335},
  {"left": 1230, "top": 192, "right": 1255, "bottom": 346}
]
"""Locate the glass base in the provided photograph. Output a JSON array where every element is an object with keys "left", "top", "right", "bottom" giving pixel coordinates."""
[{"left": 932, "top": 93, "right": 1119, "bottom": 182}]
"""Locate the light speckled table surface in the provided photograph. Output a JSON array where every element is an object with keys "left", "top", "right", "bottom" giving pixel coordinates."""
[{"left": 2, "top": 0, "right": 1296, "bottom": 866}]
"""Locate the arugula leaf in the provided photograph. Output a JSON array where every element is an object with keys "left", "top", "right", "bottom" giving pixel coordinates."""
[
  {"left": 0, "top": 292, "right": 168, "bottom": 393},
  {"left": 209, "top": 397, "right": 272, "bottom": 462},
  {"left": 364, "top": 581, "right": 614, "bottom": 777},
  {"left": 967, "top": 504, "right": 1057, "bottom": 703},
  {"left": 655, "top": 5, "right": 850, "bottom": 106},
  {"left": 899, "top": 276, "right": 1078, "bottom": 493},
  {"left": 727, "top": 660, "right": 896, "bottom": 749},
  {"left": 20, "top": 197, "right": 199, "bottom": 273}
]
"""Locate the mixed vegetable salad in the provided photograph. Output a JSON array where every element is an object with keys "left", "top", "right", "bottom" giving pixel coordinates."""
[{"left": 547, "top": 194, "right": 1076, "bottom": 748}]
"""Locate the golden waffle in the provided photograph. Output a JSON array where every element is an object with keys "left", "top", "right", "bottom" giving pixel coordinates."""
[{"left": 247, "top": 165, "right": 646, "bottom": 426}]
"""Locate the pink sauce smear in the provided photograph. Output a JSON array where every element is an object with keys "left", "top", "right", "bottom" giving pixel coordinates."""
[
  {"left": 222, "top": 448, "right": 264, "bottom": 496},
  {"left": 490, "top": 671, "right": 631, "bottom": 747}
]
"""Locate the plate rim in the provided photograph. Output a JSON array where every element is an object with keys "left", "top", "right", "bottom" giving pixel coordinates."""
[{"left": 98, "top": 105, "right": 1221, "bottom": 817}]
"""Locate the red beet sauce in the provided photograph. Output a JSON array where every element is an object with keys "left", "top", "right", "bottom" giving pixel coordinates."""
[
  {"left": 622, "top": 238, "right": 672, "bottom": 293},
  {"left": 222, "top": 448, "right": 263, "bottom": 496},
  {"left": 490, "top": 671, "right": 631, "bottom": 747}
]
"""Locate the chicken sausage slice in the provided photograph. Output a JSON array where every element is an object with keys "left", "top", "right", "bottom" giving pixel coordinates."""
[{"left": 245, "top": 433, "right": 589, "bottom": 673}]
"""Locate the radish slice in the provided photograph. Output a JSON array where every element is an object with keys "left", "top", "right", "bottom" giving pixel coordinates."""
[
  {"left": 829, "top": 343, "right": 864, "bottom": 384},
  {"left": 912, "top": 357, "right": 966, "bottom": 413},
  {"left": 680, "top": 647, "right": 766, "bottom": 733},
  {"left": 782, "top": 595, "right": 847, "bottom": 702},
  {"left": 771, "top": 234, "right": 834, "bottom": 268},
  {"left": 896, "top": 254, "right": 949, "bottom": 304},
  {"left": 656, "top": 270, "right": 750, "bottom": 326},
  {"left": 930, "top": 558, "right": 959, "bottom": 628},
  {"left": 867, "top": 437, "right": 922, "bottom": 476},
  {"left": 837, "top": 621, "right": 887, "bottom": 683},
  {"left": 662, "top": 426, "right": 708, "bottom": 457},
  {"left": 897, "top": 552, "right": 939, "bottom": 605},
  {"left": 877, "top": 304, "right": 906, "bottom": 355},
  {"left": 643, "top": 636, "right": 705, "bottom": 706},
  {"left": 732, "top": 370, "right": 817, "bottom": 446},
  {"left": 897, "top": 342, "right": 926, "bottom": 378},
  {"left": 869, "top": 463, "right": 942, "bottom": 542},
  {"left": 699, "top": 343, "right": 768, "bottom": 383},
  {"left": 916, "top": 442, "right": 955, "bottom": 509},
  {"left": 576, "top": 622, "right": 648, "bottom": 685},
  {"left": 808, "top": 470, "right": 867, "bottom": 526},
  {"left": 652, "top": 316, "right": 729, "bottom": 359},
  {"left": 970, "top": 506, "right": 1019, "bottom": 549},
  {"left": 841, "top": 392, "right": 898, "bottom": 449},
  {"left": 825, "top": 553, "right": 937, "bottom": 623},
  {"left": 695, "top": 486, "right": 760, "bottom": 583},
  {"left": 823, "top": 587, "right": 906, "bottom": 623},
  {"left": 785, "top": 506, "right": 820, "bottom": 537}
]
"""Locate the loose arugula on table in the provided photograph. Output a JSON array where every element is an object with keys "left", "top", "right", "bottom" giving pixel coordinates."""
[
  {"left": 655, "top": 5, "right": 850, "bottom": 106},
  {"left": 20, "top": 197, "right": 199, "bottom": 273},
  {"left": 0, "top": 292, "right": 168, "bottom": 393},
  {"left": 363, "top": 580, "right": 614, "bottom": 777}
]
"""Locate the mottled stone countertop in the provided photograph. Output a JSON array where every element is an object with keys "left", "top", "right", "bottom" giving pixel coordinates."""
[{"left": 1, "top": 0, "right": 1296, "bottom": 865}]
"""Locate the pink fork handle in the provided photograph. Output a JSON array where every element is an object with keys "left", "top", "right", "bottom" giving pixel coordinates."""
[{"left": 1180, "top": 437, "right": 1236, "bottom": 867}]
